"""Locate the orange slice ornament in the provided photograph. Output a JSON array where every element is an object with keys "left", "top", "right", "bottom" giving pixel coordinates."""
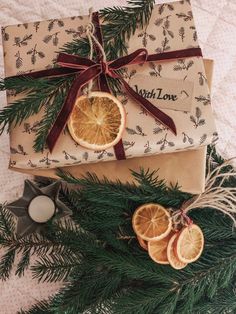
[
  {"left": 148, "top": 232, "right": 174, "bottom": 265},
  {"left": 167, "top": 233, "right": 188, "bottom": 270},
  {"left": 132, "top": 203, "right": 172, "bottom": 241},
  {"left": 137, "top": 236, "right": 148, "bottom": 251},
  {"left": 68, "top": 92, "right": 126, "bottom": 150},
  {"left": 176, "top": 224, "right": 204, "bottom": 264}
]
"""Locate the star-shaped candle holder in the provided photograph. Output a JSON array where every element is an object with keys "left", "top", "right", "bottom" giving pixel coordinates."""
[{"left": 7, "top": 180, "right": 72, "bottom": 238}]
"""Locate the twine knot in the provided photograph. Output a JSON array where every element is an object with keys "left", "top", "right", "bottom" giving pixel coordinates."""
[
  {"left": 180, "top": 208, "right": 193, "bottom": 226},
  {"left": 101, "top": 60, "right": 111, "bottom": 75},
  {"left": 86, "top": 22, "right": 95, "bottom": 35}
]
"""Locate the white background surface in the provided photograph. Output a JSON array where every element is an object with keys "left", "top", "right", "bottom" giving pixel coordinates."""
[{"left": 0, "top": 0, "right": 236, "bottom": 312}]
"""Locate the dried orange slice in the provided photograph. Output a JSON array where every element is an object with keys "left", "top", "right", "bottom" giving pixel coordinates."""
[
  {"left": 132, "top": 203, "right": 172, "bottom": 241},
  {"left": 167, "top": 233, "right": 188, "bottom": 270},
  {"left": 148, "top": 232, "right": 173, "bottom": 265},
  {"left": 176, "top": 224, "right": 204, "bottom": 263},
  {"left": 68, "top": 92, "right": 126, "bottom": 150},
  {"left": 137, "top": 236, "right": 148, "bottom": 251}
]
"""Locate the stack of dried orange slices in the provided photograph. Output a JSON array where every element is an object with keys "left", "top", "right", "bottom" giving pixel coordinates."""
[{"left": 132, "top": 203, "right": 204, "bottom": 270}]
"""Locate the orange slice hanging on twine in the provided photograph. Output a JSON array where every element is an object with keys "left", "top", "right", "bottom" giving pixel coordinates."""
[
  {"left": 148, "top": 232, "right": 174, "bottom": 265},
  {"left": 176, "top": 224, "right": 204, "bottom": 264},
  {"left": 68, "top": 92, "right": 126, "bottom": 150},
  {"left": 167, "top": 233, "right": 188, "bottom": 270},
  {"left": 137, "top": 236, "right": 148, "bottom": 251},
  {"left": 132, "top": 203, "right": 172, "bottom": 241}
]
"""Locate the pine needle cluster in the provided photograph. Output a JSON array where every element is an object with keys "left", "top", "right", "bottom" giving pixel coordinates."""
[{"left": 0, "top": 147, "right": 235, "bottom": 314}]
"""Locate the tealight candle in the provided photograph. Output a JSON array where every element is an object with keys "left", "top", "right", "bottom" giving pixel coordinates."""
[{"left": 28, "top": 195, "right": 55, "bottom": 223}]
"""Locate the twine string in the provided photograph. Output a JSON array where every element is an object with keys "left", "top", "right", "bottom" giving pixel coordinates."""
[
  {"left": 85, "top": 8, "right": 108, "bottom": 98},
  {"left": 172, "top": 151, "right": 236, "bottom": 228}
]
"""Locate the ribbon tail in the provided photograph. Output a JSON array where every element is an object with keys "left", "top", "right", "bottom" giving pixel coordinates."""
[
  {"left": 121, "top": 79, "right": 177, "bottom": 136},
  {"left": 46, "top": 65, "right": 102, "bottom": 152}
]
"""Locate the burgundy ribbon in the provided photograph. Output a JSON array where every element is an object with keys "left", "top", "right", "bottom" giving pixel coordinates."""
[
  {"left": 92, "top": 12, "right": 126, "bottom": 160},
  {"left": 10, "top": 12, "right": 203, "bottom": 153}
]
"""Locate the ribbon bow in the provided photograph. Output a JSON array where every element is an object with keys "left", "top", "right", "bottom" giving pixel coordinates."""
[{"left": 46, "top": 48, "right": 177, "bottom": 152}]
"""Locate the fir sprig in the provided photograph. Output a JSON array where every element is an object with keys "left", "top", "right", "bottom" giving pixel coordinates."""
[
  {"left": 0, "top": 77, "right": 73, "bottom": 139},
  {"left": 33, "top": 77, "right": 73, "bottom": 152}
]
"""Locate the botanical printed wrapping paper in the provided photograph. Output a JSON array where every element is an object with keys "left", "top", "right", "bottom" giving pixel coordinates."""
[{"left": 2, "top": 0, "right": 217, "bottom": 170}]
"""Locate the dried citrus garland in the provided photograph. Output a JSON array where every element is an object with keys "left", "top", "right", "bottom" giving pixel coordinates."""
[
  {"left": 132, "top": 203, "right": 204, "bottom": 270},
  {"left": 132, "top": 156, "right": 236, "bottom": 270}
]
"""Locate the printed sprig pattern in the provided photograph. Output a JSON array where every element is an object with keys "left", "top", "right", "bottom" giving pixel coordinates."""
[
  {"left": 94, "top": 150, "right": 114, "bottom": 160},
  {"left": 155, "top": 15, "right": 174, "bottom": 39},
  {"left": 156, "top": 133, "right": 175, "bottom": 151},
  {"left": 198, "top": 72, "right": 207, "bottom": 86},
  {"left": 176, "top": 11, "right": 193, "bottom": 21},
  {"left": 182, "top": 132, "right": 194, "bottom": 144},
  {"left": 138, "top": 26, "right": 156, "bottom": 47},
  {"left": 126, "top": 125, "right": 147, "bottom": 136},
  {"left": 179, "top": 27, "right": 185, "bottom": 42},
  {"left": 43, "top": 32, "right": 60, "bottom": 46},
  {"left": 153, "top": 120, "right": 168, "bottom": 134},
  {"left": 27, "top": 44, "right": 45, "bottom": 64},
  {"left": 33, "top": 22, "right": 40, "bottom": 32},
  {"left": 17, "top": 23, "right": 28, "bottom": 29},
  {"left": 190, "top": 25, "right": 198, "bottom": 42},
  {"left": 39, "top": 153, "right": 59, "bottom": 166},
  {"left": 158, "top": 3, "right": 174, "bottom": 15},
  {"left": 174, "top": 59, "right": 194, "bottom": 71},
  {"left": 144, "top": 141, "right": 152, "bottom": 153},
  {"left": 27, "top": 160, "right": 37, "bottom": 168},
  {"left": 65, "top": 26, "right": 85, "bottom": 39},
  {"left": 10, "top": 145, "right": 27, "bottom": 155},
  {"left": 2, "top": 27, "right": 9, "bottom": 41},
  {"left": 13, "top": 34, "right": 32, "bottom": 47},
  {"left": 199, "top": 133, "right": 207, "bottom": 145},
  {"left": 156, "top": 37, "right": 171, "bottom": 53},
  {"left": 190, "top": 107, "right": 206, "bottom": 128},
  {"left": 123, "top": 140, "right": 135, "bottom": 151},
  {"left": 15, "top": 51, "right": 23, "bottom": 68},
  {"left": 195, "top": 94, "right": 211, "bottom": 105},
  {"left": 23, "top": 122, "right": 40, "bottom": 134},
  {"left": 63, "top": 151, "right": 77, "bottom": 161},
  {"left": 122, "top": 68, "right": 137, "bottom": 80},
  {"left": 149, "top": 62, "right": 162, "bottom": 77},
  {"left": 48, "top": 19, "right": 64, "bottom": 31}
]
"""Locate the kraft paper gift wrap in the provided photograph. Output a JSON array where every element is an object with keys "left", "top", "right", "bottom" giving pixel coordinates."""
[
  {"left": 10, "top": 59, "right": 214, "bottom": 194},
  {"left": 2, "top": 0, "right": 217, "bottom": 171}
]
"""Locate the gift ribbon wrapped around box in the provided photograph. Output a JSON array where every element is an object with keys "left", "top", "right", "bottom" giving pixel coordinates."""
[
  {"left": 1, "top": 0, "right": 217, "bottom": 192},
  {"left": 13, "top": 59, "right": 214, "bottom": 194}
]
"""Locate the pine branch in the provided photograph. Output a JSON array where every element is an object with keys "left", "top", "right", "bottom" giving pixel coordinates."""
[
  {"left": 1, "top": 76, "right": 61, "bottom": 94},
  {"left": 33, "top": 78, "right": 72, "bottom": 152},
  {"left": 59, "top": 37, "right": 90, "bottom": 57},
  {"left": 18, "top": 300, "right": 53, "bottom": 314},
  {"left": 101, "top": 0, "right": 154, "bottom": 57},
  {"left": 194, "top": 282, "right": 236, "bottom": 314},
  {"left": 31, "top": 252, "right": 81, "bottom": 283},
  {"left": 0, "top": 204, "right": 15, "bottom": 237},
  {"left": 0, "top": 248, "right": 16, "bottom": 280},
  {"left": 15, "top": 247, "right": 31, "bottom": 277},
  {"left": 0, "top": 77, "right": 72, "bottom": 136}
]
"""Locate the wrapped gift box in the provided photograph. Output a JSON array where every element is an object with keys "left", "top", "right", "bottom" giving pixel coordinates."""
[
  {"left": 12, "top": 59, "right": 214, "bottom": 194},
  {"left": 2, "top": 0, "right": 216, "bottom": 171}
]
